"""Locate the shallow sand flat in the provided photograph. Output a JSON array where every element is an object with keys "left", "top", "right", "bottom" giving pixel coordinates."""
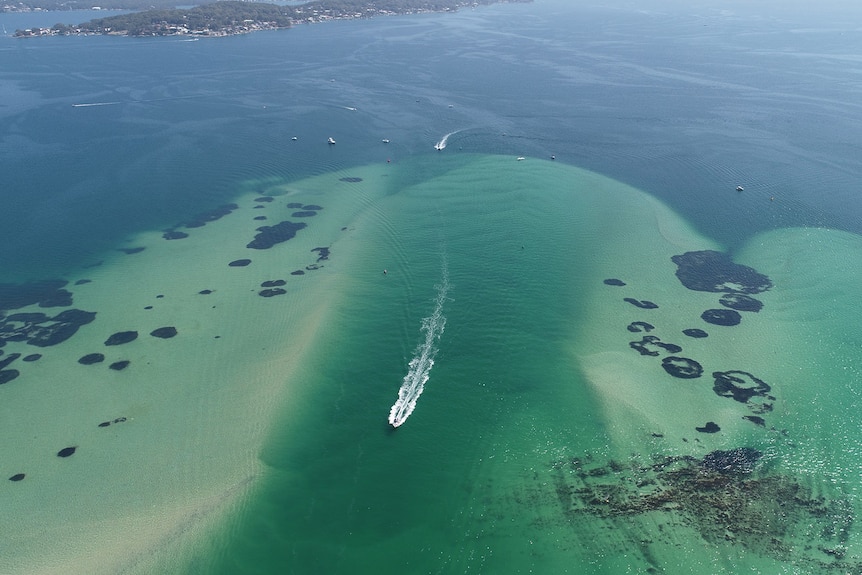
[
  {"left": 115, "top": 156, "right": 862, "bottom": 575},
  {"left": 0, "top": 165, "right": 393, "bottom": 574},
  {"left": 546, "top": 163, "right": 755, "bottom": 455},
  {"left": 568, "top": 191, "right": 862, "bottom": 569},
  {"left": 735, "top": 227, "right": 862, "bottom": 479}
]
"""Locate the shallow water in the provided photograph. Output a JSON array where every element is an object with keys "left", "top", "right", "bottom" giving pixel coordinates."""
[{"left": 3, "top": 1, "right": 862, "bottom": 574}]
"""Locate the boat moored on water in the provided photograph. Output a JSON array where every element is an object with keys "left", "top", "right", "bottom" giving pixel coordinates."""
[{"left": 328, "top": 137, "right": 336, "bottom": 145}]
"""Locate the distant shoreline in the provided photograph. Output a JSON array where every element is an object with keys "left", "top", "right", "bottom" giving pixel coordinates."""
[{"left": 12, "top": 0, "right": 532, "bottom": 38}]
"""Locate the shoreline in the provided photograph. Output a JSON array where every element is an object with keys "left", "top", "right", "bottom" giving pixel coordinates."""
[{"left": 11, "top": 0, "right": 532, "bottom": 38}]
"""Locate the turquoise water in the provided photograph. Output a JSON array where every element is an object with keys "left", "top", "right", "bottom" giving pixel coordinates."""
[{"left": 4, "top": 1, "right": 862, "bottom": 573}]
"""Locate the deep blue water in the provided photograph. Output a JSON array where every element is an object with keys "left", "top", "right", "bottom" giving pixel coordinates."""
[{"left": 3, "top": 0, "right": 862, "bottom": 280}]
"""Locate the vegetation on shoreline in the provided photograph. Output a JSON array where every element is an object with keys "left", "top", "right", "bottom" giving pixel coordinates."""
[{"left": 12, "top": 0, "right": 530, "bottom": 37}]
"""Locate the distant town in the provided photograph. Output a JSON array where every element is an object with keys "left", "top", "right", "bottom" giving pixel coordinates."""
[{"left": 10, "top": 0, "right": 531, "bottom": 38}]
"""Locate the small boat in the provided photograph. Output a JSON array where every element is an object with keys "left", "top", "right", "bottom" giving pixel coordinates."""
[
  {"left": 291, "top": 136, "right": 298, "bottom": 141},
  {"left": 328, "top": 137, "right": 336, "bottom": 145},
  {"left": 736, "top": 185, "right": 744, "bottom": 191},
  {"left": 517, "top": 157, "right": 526, "bottom": 161},
  {"left": 382, "top": 139, "right": 390, "bottom": 143}
]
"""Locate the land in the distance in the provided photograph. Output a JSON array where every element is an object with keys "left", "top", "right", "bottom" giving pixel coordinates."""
[{"left": 13, "top": 0, "right": 531, "bottom": 38}]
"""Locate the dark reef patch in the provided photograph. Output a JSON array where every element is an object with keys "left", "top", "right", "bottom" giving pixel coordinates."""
[
  {"left": 682, "top": 328, "right": 708, "bottom": 338},
  {"left": 150, "top": 326, "right": 178, "bottom": 339},
  {"left": 247, "top": 221, "right": 307, "bottom": 249},
  {"left": 0, "top": 352, "right": 20, "bottom": 369},
  {"left": 603, "top": 278, "right": 626, "bottom": 286},
  {"left": 542, "top": 449, "right": 850, "bottom": 572},
  {"left": 630, "top": 335, "right": 682, "bottom": 357},
  {"left": 290, "top": 270, "right": 305, "bottom": 276},
  {"left": 22, "top": 354, "right": 41, "bottom": 362},
  {"left": 291, "top": 211, "right": 317, "bottom": 218},
  {"left": 253, "top": 215, "right": 267, "bottom": 221},
  {"left": 311, "top": 247, "right": 330, "bottom": 261},
  {"left": 0, "top": 279, "right": 72, "bottom": 311},
  {"left": 661, "top": 356, "right": 703, "bottom": 379},
  {"left": 199, "top": 289, "right": 213, "bottom": 295},
  {"left": 701, "top": 308, "right": 741, "bottom": 326},
  {"left": 118, "top": 247, "right": 145, "bottom": 255},
  {"left": 109, "top": 360, "right": 130, "bottom": 371},
  {"left": 229, "top": 259, "right": 252, "bottom": 267},
  {"left": 8, "top": 473, "right": 25, "bottom": 481},
  {"left": 181, "top": 203, "right": 238, "bottom": 229},
  {"left": 162, "top": 230, "right": 189, "bottom": 240},
  {"left": 340, "top": 177, "right": 362, "bottom": 183},
  {"left": 7, "top": 312, "right": 49, "bottom": 324},
  {"left": 259, "top": 288, "right": 287, "bottom": 297},
  {"left": 0, "top": 369, "right": 19, "bottom": 384},
  {"left": 744, "top": 415, "right": 766, "bottom": 426},
  {"left": 302, "top": 204, "right": 323, "bottom": 211},
  {"left": 105, "top": 331, "right": 138, "bottom": 346},
  {"left": 74, "top": 279, "right": 91, "bottom": 286},
  {"left": 6, "top": 312, "right": 50, "bottom": 324},
  {"left": 98, "top": 416, "right": 127, "bottom": 428},
  {"left": 671, "top": 250, "right": 773, "bottom": 294},
  {"left": 626, "top": 321, "right": 654, "bottom": 333},
  {"left": 696, "top": 422, "right": 721, "bottom": 433},
  {"left": 624, "top": 298, "right": 658, "bottom": 309},
  {"left": 79, "top": 353, "right": 105, "bottom": 365},
  {"left": 261, "top": 280, "right": 286, "bottom": 288},
  {"left": 286, "top": 202, "right": 304, "bottom": 209},
  {"left": 719, "top": 292, "right": 764, "bottom": 313},
  {"left": 1, "top": 308, "right": 97, "bottom": 348},
  {"left": 713, "top": 370, "right": 773, "bottom": 404},
  {"left": 57, "top": 446, "right": 77, "bottom": 458},
  {"left": 701, "top": 447, "right": 762, "bottom": 474},
  {"left": 254, "top": 196, "right": 274, "bottom": 203},
  {"left": 38, "top": 289, "right": 73, "bottom": 308}
]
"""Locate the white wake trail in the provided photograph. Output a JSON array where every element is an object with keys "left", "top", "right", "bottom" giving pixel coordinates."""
[
  {"left": 388, "top": 264, "right": 450, "bottom": 428},
  {"left": 72, "top": 102, "right": 121, "bottom": 107},
  {"left": 434, "top": 130, "right": 460, "bottom": 151}
]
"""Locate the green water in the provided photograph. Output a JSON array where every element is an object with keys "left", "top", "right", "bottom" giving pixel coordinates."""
[{"left": 168, "top": 155, "right": 862, "bottom": 574}]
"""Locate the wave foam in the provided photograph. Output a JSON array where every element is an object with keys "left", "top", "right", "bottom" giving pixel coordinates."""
[{"left": 388, "top": 263, "right": 449, "bottom": 427}]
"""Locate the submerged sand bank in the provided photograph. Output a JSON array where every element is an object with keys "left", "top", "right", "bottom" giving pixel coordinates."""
[{"left": 0, "top": 164, "right": 393, "bottom": 574}]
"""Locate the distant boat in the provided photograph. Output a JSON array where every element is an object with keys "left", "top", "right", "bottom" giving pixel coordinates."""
[
  {"left": 291, "top": 136, "right": 298, "bottom": 141},
  {"left": 328, "top": 137, "right": 336, "bottom": 145},
  {"left": 382, "top": 139, "right": 390, "bottom": 143},
  {"left": 736, "top": 185, "right": 744, "bottom": 191},
  {"left": 517, "top": 157, "right": 526, "bottom": 161}
]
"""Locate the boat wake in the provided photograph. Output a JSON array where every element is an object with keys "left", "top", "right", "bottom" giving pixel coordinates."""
[
  {"left": 434, "top": 130, "right": 460, "bottom": 151},
  {"left": 72, "top": 102, "right": 121, "bottom": 108},
  {"left": 388, "top": 263, "right": 450, "bottom": 428}
]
